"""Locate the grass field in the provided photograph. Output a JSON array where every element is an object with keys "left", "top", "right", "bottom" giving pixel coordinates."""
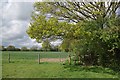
[{"left": 2, "top": 51, "right": 119, "bottom": 78}]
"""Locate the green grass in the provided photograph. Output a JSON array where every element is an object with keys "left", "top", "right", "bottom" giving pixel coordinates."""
[
  {"left": 2, "top": 51, "right": 119, "bottom": 78},
  {"left": 2, "top": 62, "right": 118, "bottom": 78}
]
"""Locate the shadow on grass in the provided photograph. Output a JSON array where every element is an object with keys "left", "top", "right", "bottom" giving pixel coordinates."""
[{"left": 63, "top": 64, "right": 119, "bottom": 76}]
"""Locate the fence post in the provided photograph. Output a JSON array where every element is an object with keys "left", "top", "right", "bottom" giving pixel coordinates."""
[
  {"left": 69, "top": 54, "right": 71, "bottom": 65},
  {"left": 78, "top": 54, "right": 81, "bottom": 64},
  {"left": 38, "top": 53, "right": 40, "bottom": 64},
  {"left": 59, "top": 53, "right": 62, "bottom": 62},
  {"left": 74, "top": 60, "right": 76, "bottom": 65},
  {"left": 8, "top": 53, "right": 10, "bottom": 63}
]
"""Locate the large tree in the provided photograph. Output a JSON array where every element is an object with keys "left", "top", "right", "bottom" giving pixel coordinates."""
[
  {"left": 27, "top": 1, "right": 120, "bottom": 42},
  {"left": 34, "top": 2, "right": 120, "bottom": 23},
  {"left": 27, "top": 1, "right": 120, "bottom": 69}
]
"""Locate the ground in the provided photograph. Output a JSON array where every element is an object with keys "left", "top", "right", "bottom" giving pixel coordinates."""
[
  {"left": 2, "top": 51, "right": 119, "bottom": 78},
  {"left": 38, "top": 58, "right": 66, "bottom": 62}
]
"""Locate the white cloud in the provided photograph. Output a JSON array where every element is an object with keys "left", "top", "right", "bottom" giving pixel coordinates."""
[
  {"left": 1, "top": 2, "right": 43, "bottom": 48},
  {"left": 2, "top": 20, "right": 28, "bottom": 40},
  {"left": 51, "top": 39, "right": 62, "bottom": 46},
  {"left": 0, "top": 2, "right": 62, "bottom": 48},
  {"left": 2, "top": 2, "right": 33, "bottom": 25}
]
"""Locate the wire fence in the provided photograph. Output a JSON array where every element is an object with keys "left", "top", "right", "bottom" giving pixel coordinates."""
[{"left": 2, "top": 51, "right": 69, "bottom": 64}]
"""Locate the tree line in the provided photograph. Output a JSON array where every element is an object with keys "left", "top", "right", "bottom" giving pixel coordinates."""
[
  {"left": 0, "top": 45, "right": 36, "bottom": 51},
  {"left": 0, "top": 41, "right": 62, "bottom": 51}
]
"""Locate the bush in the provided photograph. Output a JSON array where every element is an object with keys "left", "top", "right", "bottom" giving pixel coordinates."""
[{"left": 70, "top": 17, "right": 120, "bottom": 71}]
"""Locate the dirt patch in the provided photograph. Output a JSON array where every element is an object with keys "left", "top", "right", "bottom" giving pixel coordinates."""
[{"left": 37, "top": 58, "right": 67, "bottom": 62}]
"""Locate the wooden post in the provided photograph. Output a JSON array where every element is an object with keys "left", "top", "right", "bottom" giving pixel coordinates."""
[
  {"left": 8, "top": 53, "right": 10, "bottom": 63},
  {"left": 69, "top": 54, "right": 71, "bottom": 65},
  {"left": 38, "top": 53, "right": 40, "bottom": 64},
  {"left": 78, "top": 54, "right": 81, "bottom": 64},
  {"left": 59, "top": 54, "right": 61, "bottom": 62},
  {"left": 74, "top": 60, "right": 76, "bottom": 65}
]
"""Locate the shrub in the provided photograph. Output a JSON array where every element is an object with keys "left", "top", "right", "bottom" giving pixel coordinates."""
[{"left": 70, "top": 17, "right": 120, "bottom": 71}]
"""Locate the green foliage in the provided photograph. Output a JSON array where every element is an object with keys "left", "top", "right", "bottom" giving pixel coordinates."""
[
  {"left": 0, "top": 45, "right": 6, "bottom": 51},
  {"left": 30, "top": 46, "right": 38, "bottom": 51},
  {"left": 27, "top": 15, "right": 75, "bottom": 42},
  {"left": 27, "top": 2, "right": 120, "bottom": 72},
  {"left": 42, "top": 39, "right": 52, "bottom": 51},
  {"left": 70, "top": 18, "right": 120, "bottom": 71},
  {"left": 60, "top": 39, "right": 73, "bottom": 52},
  {"left": 6, "top": 45, "right": 16, "bottom": 51},
  {"left": 33, "top": 2, "right": 119, "bottom": 23},
  {"left": 1, "top": 45, "right": 20, "bottom": 51},
  {"left": 64, "top": 65, "right": 117, "bottom": 76},
  {"left": 21, "top": 46, "right": 29, "bottom": 51},
  {"left": 28, "top": 1, "right": 119, "bottom": 43},
  {"left": 15, "top": 48, "right": 21, "bottom": 51}
]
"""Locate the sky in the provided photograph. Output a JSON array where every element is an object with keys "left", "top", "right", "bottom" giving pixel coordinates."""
[
  {"left": 0, "top": 1, "right": 120, "bottom": 48},
  {"left": 0, "top": 1, "right": 56, "bottom": 48},
  {"left": 0, "top": 0, "right": 62, "bottom": 48}
]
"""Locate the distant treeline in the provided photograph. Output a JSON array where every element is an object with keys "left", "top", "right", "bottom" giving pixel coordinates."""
[{"left": 0, "top": 45, "right": 61, "bottom": 52}]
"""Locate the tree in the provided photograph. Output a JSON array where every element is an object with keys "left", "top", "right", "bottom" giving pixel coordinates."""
[
  {"left": 60, "top": 39, "right": 74, "bottom": 52},
  {"left": 30, "top": 46, "right": 38, "bottom": 51},
  {"left": 21, "top": 47, "right": 29, "bottom": 51},
  {"left": 34, "top": 2, "right": 120, "bottom": 25},
  {"left": 27, "top": 1, "right": 120, "bottom": 70},
  {"left": 98, "top": 17, "right": 120, "bottom": 69},
  {"left": 27, "top": 1, "right": 120, "bottom": 42},
  {"left": 42, "top": 39, "right": 52, "bottom": 51},
  {"left": 50, "top": 45, "right": 60, "bottom": 51},
  {"left": 6, "top": 45, "right": 16, "bottom": 51},
  {"left": 0, "top": 45, "right": 6, "bottom": 51},
  {"left": 15, "top": 48, "right": 21, "bottom": 51},
  {"left": 70, "top": 18, "right": 120, "bottom": 68}
]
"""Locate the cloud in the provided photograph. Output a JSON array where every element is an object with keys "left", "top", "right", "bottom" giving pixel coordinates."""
[
  {"left": 2, "top": 2, "right": 33, "bottom": 26},
  {"left": 51, "top": 39, "right": 62, "bottom": 46},
  {"left": 0, "top": 1, "right": 63, "bottom": 48},
  {"left": 0, "top": 2, "right": 43, "bottom": 48},
  {"left": 2, "top": 20, "right": 28, "bottom": 40}
]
